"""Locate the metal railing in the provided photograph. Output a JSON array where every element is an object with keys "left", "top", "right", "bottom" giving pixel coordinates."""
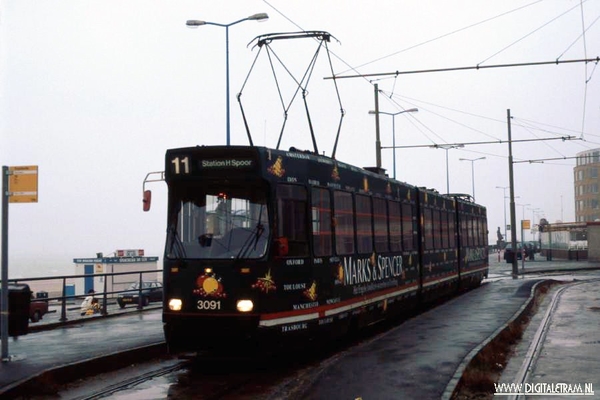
[{"left": 3, "top": 269, "right": 162, "bottom": 324}]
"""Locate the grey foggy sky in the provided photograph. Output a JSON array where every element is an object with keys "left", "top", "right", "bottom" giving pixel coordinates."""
[{"left": 1, "top": 1, "right": 599, "bottom": 277}]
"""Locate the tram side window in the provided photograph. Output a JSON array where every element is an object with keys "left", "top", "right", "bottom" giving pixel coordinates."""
[
  {"left": 356, "top": 194, "right": 373, "bottom": 254},
  {"left": 334, "top": 190, "right": 355, "bottom": 255},
  {"left": 482, "top": 218, "right": 488, "bottom": 247},
  {"left": 468, "top": 216, "right": 474, "bottom": 246},
  {"left": 389, "top": 201, "right": 402, "bottom": 252},
  {"left": 433, "top": 210, "right": 442, "bottom": 249},
  {"left": 441, "top": 210, "right": 449, "bottom": 249},
  {"left": 478, "top": 217, "right": 485, "bottom": 246},
  {"left": 448, "top": 212, "right": 456, "bottom": 248},
  {"left": 311, "top": 188, "right": 333, "bottom": 257},
  {"left": 401, "top": 203, "right": 414, "bottom": 250},
  {"left": 461, "top": 216, "right": 469, "bottom": 247},
  {"left": 373, "top": 198, "right": 389, "bottom": 252},
  {"left": 424, "top": 208, "right": 434, "bottom": 249},
  {"left": 277, "top": 184, "right": 308, "bottom": 257}
]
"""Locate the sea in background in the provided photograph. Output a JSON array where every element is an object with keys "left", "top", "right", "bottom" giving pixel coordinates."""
[
  {"left": 6, "top": 256, "right": 82, "bottom": 297},
  {"left": 9, "top": 256, "right": 74, "bottom": 279}
]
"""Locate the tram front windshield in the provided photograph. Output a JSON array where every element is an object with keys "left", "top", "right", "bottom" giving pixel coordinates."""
[{"left": 167, "top": 184, "right": 270, "bottom": 260}]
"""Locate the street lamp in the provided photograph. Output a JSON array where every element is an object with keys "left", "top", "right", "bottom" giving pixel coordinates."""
[
  {"left": 186, "top": 13, "right": 269, "bottom": 146},
  {"left": 431, "top": 144, "right": 464, "bottom": 194},
  {"left": 368, "top": 108, "right": 418, "bottom": 179},
  {"left": 459, "top": 157, "right": 485, "bottom": 201}
]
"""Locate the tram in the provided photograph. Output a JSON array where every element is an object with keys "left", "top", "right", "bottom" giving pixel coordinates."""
[
  {"left": 147, "top": 31, "right": 488, "bottom": 353},
  {"left": 158, "top": 145, "right": 488, "bottom": 353}
]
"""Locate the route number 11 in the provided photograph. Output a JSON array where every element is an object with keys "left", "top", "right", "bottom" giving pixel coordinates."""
[{"left": 171, "top": 156, "right": 190, "bottom": 174}]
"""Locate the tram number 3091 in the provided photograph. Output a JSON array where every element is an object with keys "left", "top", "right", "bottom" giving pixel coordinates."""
[{"left": 197, "top": 300, "right": 221, "bottom": 310}]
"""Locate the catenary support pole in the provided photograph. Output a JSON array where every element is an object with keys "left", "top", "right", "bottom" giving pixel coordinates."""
[
  {"left": 1, "top": 166, "right": 9, "bottom": 361},
  {"left": 507, "top": 110, "right": 518, "bottom": 279},
  {"left": 374, "top": 84, "right": 381, "bottom": 170}
]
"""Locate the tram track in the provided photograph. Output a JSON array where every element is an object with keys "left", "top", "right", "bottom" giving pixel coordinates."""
[
  {"left": 74, "top": 360, "right": 188, "bottom": 400},
  {"left": 507, "top": 277, "right": 600, "bottom": 400}
]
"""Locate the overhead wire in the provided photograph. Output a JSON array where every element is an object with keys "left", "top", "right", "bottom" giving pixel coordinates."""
[
  {"left": 337, "top": 0, "right": 544, "bottom": 76},
  {"left": 477, "top": 1, "right": 586, "bottom": 65},
  {"left": 375, "top": 95, "right": 443, "bottom": 146},
  {"left": 386, "top": 92, "right": 505, "bottom": 141},
  {"left": 262, "top": 0, "right": 598, "bottom": 166}
]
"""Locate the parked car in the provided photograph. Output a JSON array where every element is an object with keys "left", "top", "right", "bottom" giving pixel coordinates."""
[
  {"left": 117, "top": 281, "right": 163, "bottom": 308},
  {"left": 504, "top": 243, "right": 523, "bottom": 263},
  {"left": 30, "top": 299, "right": 49, "bottom": 322}
]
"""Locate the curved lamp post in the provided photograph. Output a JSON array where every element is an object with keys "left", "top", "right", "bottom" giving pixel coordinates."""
[
  {"left": 368, "top": 108, "right": 418, "bottom": 179},
  {"left": 186, "top": 13, "right": 269, "bottom": 146}
]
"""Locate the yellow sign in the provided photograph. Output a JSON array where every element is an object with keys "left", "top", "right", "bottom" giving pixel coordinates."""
[
  {"left": 9, "top": 166, "right": 38, "bottom": 203},
  {"left": 522, "top": 219, "right": 531, "bottom": 229}
]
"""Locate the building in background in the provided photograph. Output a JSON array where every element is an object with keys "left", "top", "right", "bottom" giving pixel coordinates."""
[
  {"left": 574, "top": 148, "right": 600, "bottom": 222},
  {"left": 73, "top": 249, "right": 159, "bottom": 296}
]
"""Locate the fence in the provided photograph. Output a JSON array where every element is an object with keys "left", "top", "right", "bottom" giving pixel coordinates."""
[{"left": 2, "top": 269, "right": 162, "bottom": 324}]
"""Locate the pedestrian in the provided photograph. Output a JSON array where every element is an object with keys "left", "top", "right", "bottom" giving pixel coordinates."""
[
  {"left": 80, "top": 289, "right": 98, "bottom": 316},
  {"left": 528, "top": 244, "right": 535, "bottom": 261}
]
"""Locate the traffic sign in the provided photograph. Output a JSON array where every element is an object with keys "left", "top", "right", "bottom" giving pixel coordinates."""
[{"left": 8, "top": 166, "right": 38, "bottom": 203}]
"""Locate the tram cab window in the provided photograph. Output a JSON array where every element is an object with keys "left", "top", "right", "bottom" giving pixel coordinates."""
[
  {"left": 311, "top": 188, "right": 333, "bottom": 256},
  {"left": 167, "top": 185, "right": 270, "bottom": 260},
  {"left": 276, "top": 184, "right": 309, "bottom": 257}
]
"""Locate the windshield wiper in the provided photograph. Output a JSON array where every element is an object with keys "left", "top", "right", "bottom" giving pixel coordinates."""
[
  {"left": 167, "top": 226, "right": 187, "bottom": 259},
  {"left": 236, "top": 223, "right": 265, "bottom": 259}
]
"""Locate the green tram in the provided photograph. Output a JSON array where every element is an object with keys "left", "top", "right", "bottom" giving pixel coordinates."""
[{"left": 161, "top": 145, "right": 488, "bottom": 353}]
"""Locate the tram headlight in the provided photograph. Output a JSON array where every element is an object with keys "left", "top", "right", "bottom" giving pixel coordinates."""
[
  {"left": 168, "top": 298, "right": 183, "bottom": 311},
  {"left": 236, "top": 299, "right": 254, "bottom": 313}
]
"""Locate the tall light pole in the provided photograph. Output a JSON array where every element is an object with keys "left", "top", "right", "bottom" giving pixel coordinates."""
[
  {"left": 368, "top": 108, "right": 418, "bottom": 179},
  {"left": 431, "top": 144, "right": 464, "bottom": 194},
  {"left": 186, "top": 13, "right": 269, "bottom": 146},
  {"left": 459, "top": 157, "right": 486, "bottom": 200}
]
